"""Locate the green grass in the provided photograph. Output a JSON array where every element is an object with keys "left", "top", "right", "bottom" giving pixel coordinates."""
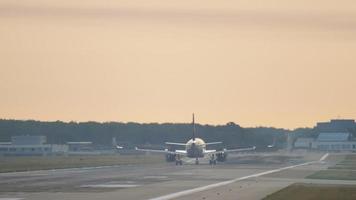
[
  {"left": 263, "top": 183, "right": 356, "bottom": 200},
  {"left": 307, "top": 169, "right": 356, "bottom": 180},
  {"left": 307, "top": 154, "right": 356, "bottom": 180},
  {"left": 329, "top": 155, "right": 356, "bottom": 170},
  {"left": 264, "top": 155, "right": 356, "bottom": 199},
  {"left": 0, "top": 155, "right": 164, "bottom": 173}
]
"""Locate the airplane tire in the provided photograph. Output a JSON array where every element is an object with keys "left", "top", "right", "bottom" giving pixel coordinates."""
[
  {"left": 209, "top": 160, "right": 216, "bottom": 165},
  {"left": 176, "top": 160, "right": 183, "bottom": 165}
]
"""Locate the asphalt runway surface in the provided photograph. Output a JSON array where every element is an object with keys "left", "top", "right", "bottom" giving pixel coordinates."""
[{"left": 0, "top": 152, "right": 347, "bottom": 200}]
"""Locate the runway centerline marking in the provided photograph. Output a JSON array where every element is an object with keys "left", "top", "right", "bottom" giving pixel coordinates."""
[{"left": 149, "top": 153, "right": 328, "bottom": 200}]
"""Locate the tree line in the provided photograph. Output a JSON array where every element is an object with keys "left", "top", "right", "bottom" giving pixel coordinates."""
[{"left": 0, "top": 119, "right": 314, "bottom": 150}]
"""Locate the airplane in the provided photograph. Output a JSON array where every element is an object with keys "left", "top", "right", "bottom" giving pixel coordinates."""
[{"left": 135, "top": 114, "right": 256, "bottom": 165}]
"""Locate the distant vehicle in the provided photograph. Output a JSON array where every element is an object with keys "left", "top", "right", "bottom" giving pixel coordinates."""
[
  {"left": 267, "top": 137, "right": 277, "bottom": 148},
  {"left": 136, "top": 114, "right": 256, "bottom": 165}
]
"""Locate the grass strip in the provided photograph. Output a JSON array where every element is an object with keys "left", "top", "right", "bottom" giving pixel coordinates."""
[
  {"left": 263, "top": 183, "right": 356, "bottom": 200},
  {"left": 0, "top": 155, "right": 163, "bottom": 173}
]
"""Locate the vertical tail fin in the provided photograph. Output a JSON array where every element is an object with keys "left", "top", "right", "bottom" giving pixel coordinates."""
[{"left": 192, "top": 113, "right": 196, "bottom": 141}]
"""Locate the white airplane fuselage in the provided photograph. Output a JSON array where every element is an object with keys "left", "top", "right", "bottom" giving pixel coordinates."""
[{"left": 185, "top": 138, "right": 206, "bottom": 158}]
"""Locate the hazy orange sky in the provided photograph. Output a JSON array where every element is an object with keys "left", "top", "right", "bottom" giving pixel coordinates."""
[{"left": 1, "top": 0, "right": 356, "bottom": 129}]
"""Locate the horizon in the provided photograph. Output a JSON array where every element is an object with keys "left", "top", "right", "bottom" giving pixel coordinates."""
[{"left": 3, "top": 117, "right": 352, "bottom": 130}]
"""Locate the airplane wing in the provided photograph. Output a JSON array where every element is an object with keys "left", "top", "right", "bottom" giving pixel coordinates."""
[
  {"left": 204, "top": 146, "right": 256, "bottom": 155},
  {"left": 204, "top": 149, "right": 217, "bottom": 154},
  {"left": 165, "top": 142, "right": 187, "bottom": 146},
  {"left": 175, "top": 150, "right": 188, "bottom": 155},
  {"left": 205, "top": 142, "right": 222, "bottom": 145},
  {"left": 135, "top": 147, "right": 187, "bottom": 155},
  {"left": 219, "top": 146, "right": 256, "bottom": 153}
]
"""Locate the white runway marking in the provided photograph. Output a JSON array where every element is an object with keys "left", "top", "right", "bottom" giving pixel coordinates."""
[
  {"left": 0, "top": 165, "right": 124, "bottom": 176},
  {"left": 144, "top": 176, "right": 168, "bottom": 179},
  {"left": 0, "top": 198, "right": 24, "bottom": 200},
  {"left": 81, "top": 184, "right": 140, "bottom": 188},
  {"left": 149, "top": 154, "right": 328, "bottom": 200},
  {"left": 27, "top": 173, "right": 49, "bottom": 176},
  {"left": 319, "top": 153, "right": 329, "bottom": 161}
]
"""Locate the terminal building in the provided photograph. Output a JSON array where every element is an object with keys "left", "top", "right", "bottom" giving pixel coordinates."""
[
  {"left": 0, "top": 135, "right": 68, "bottom": 156},
  {"left": 294, "top": 119, "right": 356, "bottom": 152}
]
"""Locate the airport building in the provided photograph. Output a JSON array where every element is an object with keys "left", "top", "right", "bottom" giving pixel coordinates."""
[
  {"left": 0, "top": 135, "right": 68, "bottom": 156},
  {"left": 294, "top": 137, "right": 313, "bottom": 149},
  {"left": 294, "top": 119, "right": 356, "bottom": 152},
  {"left": 67, "top": 141, "right": 93, "bottom": 152},
  {"left": 315, "top": 119, "right": 356, "bottom": 132},
  {"left": 0, "top": 135, "right": 118, "bottom": 156},
  {"left": 312, "top": 132, "right": 356, "bottom": 151}
]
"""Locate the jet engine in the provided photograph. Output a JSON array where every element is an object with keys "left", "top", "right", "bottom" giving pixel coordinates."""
[{"left": 165, "top": 146, "right": 176, "bottom": 162}]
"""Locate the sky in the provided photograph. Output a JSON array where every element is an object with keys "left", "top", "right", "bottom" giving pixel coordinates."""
[{"left": 1, "top": 0, "right": 356, "bottom": 129}]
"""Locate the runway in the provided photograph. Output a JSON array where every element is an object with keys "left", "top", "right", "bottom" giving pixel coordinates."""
[{"left": 0, "top": 152, "right": 340, "bottom": 200}]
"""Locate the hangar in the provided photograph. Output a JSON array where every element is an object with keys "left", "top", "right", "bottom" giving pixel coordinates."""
[
  {"left": 294, "top": 119, "right": 356, "bottom": 152},
  {"left": 313, "top": 132, "right": 356, "bottom": 151}
]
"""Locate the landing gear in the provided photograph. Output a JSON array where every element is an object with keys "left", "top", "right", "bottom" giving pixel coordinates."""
[
  {"left": 209, "top": 160, "right": 217, "bottom": 165},
  {"left": 209, "top": 154, "right": 217, "bottom": 165},
  {"left": 175, "top": 160, "right": 183, "bottom": 165},
  {"left": 175, "top": 154, "right": 183, "bottom": 165},
  {"left": 195, "top": 158, "right": 199, "bottom": 165}
]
